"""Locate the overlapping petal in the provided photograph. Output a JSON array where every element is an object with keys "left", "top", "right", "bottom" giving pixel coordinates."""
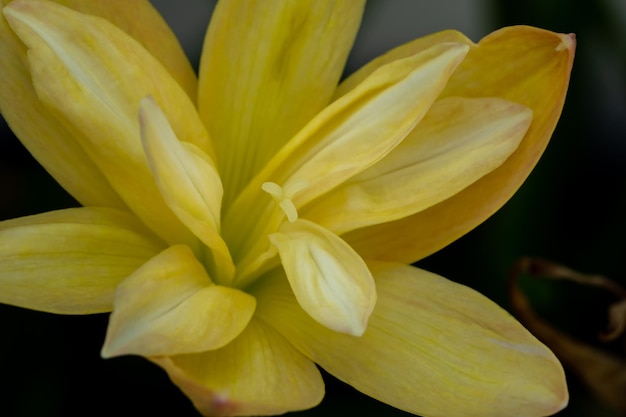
[
  {"left": 224, "top": 42, "right": 469, "bottom": 271},
  {"left": 0, "top": 0, "right": 196, "bottom": 208},
  {"left": 268, "top": 219, "right": 375, "bottom": 336},
  {"left": 345, "top": 26, "right": 575, "bottom": 263},
  {"left": 101, "top": 245, "right": 255, "bottom": 358},
  {"left": 254, "top": 262, "right": 568, "bottom": 417},
  {"left": 152, "top": 318, "right": 324, "bottom": 416},
  {"left": 0, "top": 207, "right": 164, "bottom": 314},
  {"left": 139, "top": 97, "right": 234, "bottom": 283},
  {"left": 198, "top": 0, "right": 365, "bottom": 205},
  {"left": 304, "top": 96, "right": 532, "bottom": 234},
  {"left": 3, "top": 0, "right": 212, "bottom": 246}
]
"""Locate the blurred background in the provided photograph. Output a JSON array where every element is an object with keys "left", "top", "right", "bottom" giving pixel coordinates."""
[{"left": 1, "top": 0, "right": 625, "bottom": 416}]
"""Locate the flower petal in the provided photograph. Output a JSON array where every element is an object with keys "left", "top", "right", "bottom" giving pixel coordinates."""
[
  {"left": 303, "top": 97, "right": 532, "bottom": 234},
  {"left": 139, "top": 97, "right": 234, "bottom": 284},
  {"left": 0, "top": 2, "right": 124, "bottom": 208},
  {"left": 53, "top": 0, "right": 197, "bottom": 100},
  {"left": 198, "top": 0, "right": 365, "bottom": 205},
  {"left": 335, "top": 29, "right": 473, "bottom": 98},
  {"left": 268, "top": 219, "right": 375, "bottom": 336},
  {"left": 345, "top": 26, "right": 575, "bottom": 263},
  {"left": 254, "top": 263, "right": 568, "bottom": 417},
  {"left": 0, "top": 207, "right": 164, "bottom": 314},
  {"left": 4, "top": 0, "right": 212, "bottom": 245},
  {"left": 101, "top": 245, "right": 255, "bottom": 358},
  {"left": 152, "top": 318, "right": 324, "bottom": 416},
  {"left": 224, "top": 42, "right": 469, "bottom": 269}
]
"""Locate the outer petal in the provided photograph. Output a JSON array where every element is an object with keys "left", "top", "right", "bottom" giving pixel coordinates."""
[
  {"left": 0, "top": 207, "right": 164, "bottom": 314},
  {"left": 198, "top": 0, "right": 365, "bottom": 206},
  {"left": 304, "top": 96, "right": 532, "bottom": 234},
  {"left": 4, "top": 0, "right": 212, "bottom": 246},
  {"left": 52, "top": 0, "right": 197, "bottom": 100},
  {"left": 224, "top": 43, "right": 469, "bottom": 268},
  {"left": 101, "top": 245, "right": 255, "bottom": 358},
  {"left": 268, "top": 219, "right": 376, "bottom": 336},
  {"left": 345, "top": 26, "right": 575, "bottom": 263},
  {"left": 152, "top": 318, "right": 324, "bottom": 417},
  {"left": 254, "top": 263, "right": 568, "bottom": 417},
  {"left": 139, "top": 97, "right": 234, "bottom": 284},
  {"left": 0, "top": 0, "right": 196, "bottom": 208},
  {"left": 0, "top": 2, "right": 124, "bottom": 208}
]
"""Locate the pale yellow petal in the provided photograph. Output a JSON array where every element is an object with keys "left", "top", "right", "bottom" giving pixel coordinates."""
[
  {"left": 304, "top": 97, "right": 532, "bottom": 234},
  {"left": 346, "top": 26, "right": 575, "bottom": 263},
  {"left": 50, "top": 0, "right": 197, "bottom": 100},
  {"left": 0, "top": 207, "right": 164, "bottom": 314},
  {"left": 224, "top": 42, "right": 469, "bottom": 267},
  {"left": 268, "top": 219, "right": 375, "bottom": 336},
  {"left": 139, "top": 97, "right": 234, "bottom": 284},
  {"left": 4, "top": 0, "right": 212, "bottom": 246},
  {"left": 198, "top": 0, "right": 365, "bottom": 206},
  {"left": 254, "top": 263, "right": 568, "bottom": 417},
  {"left": 0, "top": 3, "right": 124, "bottom": 208},
  {"left": 152, "top": 318, "right": 324, "bottom": 416},
  {"left": 335, "top": 29, "right": 473, "bottom": 98},
  {"left": 101, "top": 245, "right": 255, "bottom": 358}
]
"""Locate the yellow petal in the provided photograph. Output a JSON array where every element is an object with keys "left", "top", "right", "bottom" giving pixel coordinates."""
[
  {"left": 268, "top": 219, "right": 375, "bottom": 336},
  {"left": 0, "top": 207, "right": 164, "bottom": 314},
  {"left": 254, "top": 263, "right": 568, "bottom": 417},
  {"left": 345, "top": 26, "right": 575, "bottom": 263},
  {"left": 335, "top": 29, "right": 473, "bottom": 98},
  {"left": 0, "top": 2, "right": 125, "bottom": 208},
  {"left": 4, "top": 0, "right": 212, "bottom": 246},
  {"left": 304, "top": 97, "right": 532, "bottom": 234},
  {"left": 51, "top": 0, "right": 197, "bottom": 100},
  {"left": 139, "top": 97, "right": 234, "bottom": 284},
  {"left": 101, "top": 245, "right": 255, "bottom": 358},
  {"left": 152, "top": 318, "right": 324, "bottom": 416},
  {"left": 224, "top": 42, "right": 469, "bottom": 266},
  {"left": 198, "top": 0, "right": 365, "bottom": 206}
]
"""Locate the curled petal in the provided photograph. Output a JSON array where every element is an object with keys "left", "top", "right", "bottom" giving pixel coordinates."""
[
  {"left": 152, "top": 318, "right": 324, "bottom": 416},
  {"left": 268, "top": 219, "right": 376, "bottom": 336},
  {"left": 102, "top": 245, "right": 255, "bottom": 358},
  {"left": 139, "top": 97, "right": 234, "bottom": 283},
  {"left": 254, "top": 263, "right": 568, "bottom": 417},
  {"left": 0, "top": 207, "right": 164, "bottom": 314},
  {"left": 346, "top": 26, "right": 575, "bottom": 263},
  {"left": 304, "top": 96, "right": 532, "bottom": 233}
]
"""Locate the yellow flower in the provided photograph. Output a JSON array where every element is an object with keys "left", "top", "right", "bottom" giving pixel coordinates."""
[{"left": 0, "top": 0, "right": 575, "bottom": 416}]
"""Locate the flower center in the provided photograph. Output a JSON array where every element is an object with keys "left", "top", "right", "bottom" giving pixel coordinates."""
[{"left": 261, "top": 180, "right": 308, "bottom": 223}]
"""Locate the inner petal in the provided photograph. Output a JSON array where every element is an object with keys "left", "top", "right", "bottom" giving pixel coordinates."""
[{"left": 268, "top": 219, "right": 376, "bottom": 336}]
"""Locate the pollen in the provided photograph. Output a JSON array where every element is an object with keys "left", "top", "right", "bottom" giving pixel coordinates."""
[{"left": 262, "top": 180, "right": 308, "bottom": 223}]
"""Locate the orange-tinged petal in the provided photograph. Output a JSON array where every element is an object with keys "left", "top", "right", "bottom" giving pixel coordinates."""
[
  {"left": 152, "top": 318, "right": 324, "bottom": 416},
  {"left": 101, "top": 245, "right": 255, "bottom": 358},
  {"left": 268, "top": 219, "right": 376, "bottom": 336},
  {"left": 345, "top": 26, "right": 575, "bottom": 263},
  {"left": 198, "top": 0, "right": 365, "bottom": 206},
  {"left": 304, "top": 96, "right": 532, "bottom": 234},
  {"left": 0, "top": 3, "right": 124, "bottom": 208},
  {"left": 4, "top": 0, "right": 212, "bottom": 246},
  {"left": 0, "top": 207, "right": 164, "bottom": 314},
  {"left": 254, "top": 263, "right": 568, "bottom": 417}
]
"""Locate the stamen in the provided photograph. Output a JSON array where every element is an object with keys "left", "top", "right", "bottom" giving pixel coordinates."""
[{"left": 261, "top": 180, "right": 308, "bottom": 223}]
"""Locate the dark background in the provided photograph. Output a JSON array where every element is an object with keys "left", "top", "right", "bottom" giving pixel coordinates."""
[{"left": 1, "top": 1, "right": 625, "bottom": 416}]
